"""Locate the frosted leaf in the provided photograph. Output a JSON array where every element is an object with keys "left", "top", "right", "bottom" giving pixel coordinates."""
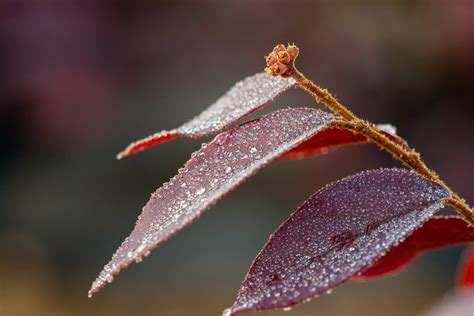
[
  {"left": 118, "top": 72, "right": 295, "bottom": 158},
  {"left": 281, "top": 123, "right": 398, "bottom": 159},
  {"left": 458, "top": 246, "right": 474, "bottom": 290},
  {"left": 358, "top": 216, "right": 474, "bottom": 279},
  {"left": 226, "top": 168, "right": 450, "bottom": 315},
  {"left": 89, "top": 108, "right": 334, "bottom": 297}
]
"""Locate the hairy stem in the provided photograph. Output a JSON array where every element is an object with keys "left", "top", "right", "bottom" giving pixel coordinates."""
[
  {"left": 265, "top": 44, "right": 473, "bottom": 225},
  {"left": 330, "top": 120, "right": 473, "bottom": 224}
]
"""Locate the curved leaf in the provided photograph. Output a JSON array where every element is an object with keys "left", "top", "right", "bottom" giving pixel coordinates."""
[
  {"left": 458, "top": 246, "right": 474, "bottom": 291},
  {"left": 359, "top": 217, "right": 474, "bottom": 279},
  {"left": 225, "top": 168, "right": 450, "bottom": 316},
  {"left": 281, "top": 124, "right": 396, "bottom": 159},
  {"left": 118, "top": 73, "right": 295, "bottom": 158},
  {"left": 89, "top": 108, "right": 334, "bottom": 297}
]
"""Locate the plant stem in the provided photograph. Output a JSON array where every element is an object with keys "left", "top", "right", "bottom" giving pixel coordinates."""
[
  {"left": 265, "top": 44, "right": 473, "bottom": 225},
  {"left": 329, "top": 120, "right": 473, "bottom": 224}
]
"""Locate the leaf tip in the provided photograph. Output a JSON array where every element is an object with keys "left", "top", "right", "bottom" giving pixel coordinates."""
[
  {"left": 116, "top": 151, "right": 126, "bottom": 160},
  {"left": 88, "top": 275, "right": 107, "bottom": 298},
  {"left": 117, "top": 130, "right": 178, "bottom": 159},
  {"left": 223, "top": 305, "right": 245, "bottom": 316}
]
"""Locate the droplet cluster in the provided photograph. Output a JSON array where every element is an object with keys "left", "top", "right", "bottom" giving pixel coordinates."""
[
  {"left": 119, "top": 73, "right": 295, "bottom": 157},
  {"left": 89, "top": 108, "right": 334, "bottom": 296},
  {"left": 227, "top": 168, "right": 450, "bottom": 315},
  {"left": 178, "top": 72, "right": 295, "bottom": 136}
]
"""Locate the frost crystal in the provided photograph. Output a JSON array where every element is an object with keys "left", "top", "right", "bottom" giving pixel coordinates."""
[
  {"left": 118, "top": 72, "right": 295, "bottom": 158},
  {"left": 226, "top": 168, "right": 450, "bottom": 315},
  {"left": 89, "top": 108, "right": 334, "bottom": 296}
]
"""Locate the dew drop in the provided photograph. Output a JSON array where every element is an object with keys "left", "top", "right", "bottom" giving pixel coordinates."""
[
  {"left": 106, "top": 275, "right": 114, "bottom": 283},
  {"left": 196, "top": 187, "right": 206, "bottom": 195},
  {"left": 265, "top": 273, "right": 281, "bottom": 285}
]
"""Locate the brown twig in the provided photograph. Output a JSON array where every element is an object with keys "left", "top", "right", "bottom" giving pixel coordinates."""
[{"left": 265, "top": 44, "right": 473, "bottom": 225}]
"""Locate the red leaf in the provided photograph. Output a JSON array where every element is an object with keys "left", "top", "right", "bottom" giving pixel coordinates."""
[
  {"left": 89, "top": 108, "right": 335, "bottom": 297},
  {"left": 117, "top": 73, "right": 295, "bottom": 158},
  {"left": 225, "top": 168, "right": 450, "bottom": 316},
  {"left": 281, "top": 124, "right": 397, "bottom": 159},
  {"left": 358, "top": 217, "right": 474, "bottom": 279},
  {"left": 458, "top": 246, "right": 474, "bottom": 291}
]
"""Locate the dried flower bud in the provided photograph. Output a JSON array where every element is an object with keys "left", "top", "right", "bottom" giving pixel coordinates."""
[{"left": 265, "top": 44, "right": 299, "bottom": 77}]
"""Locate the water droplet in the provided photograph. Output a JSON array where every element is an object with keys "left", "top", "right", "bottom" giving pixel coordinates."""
[
  {"left": 196, "top": 187, "right": 206, "bottom": 195},
  {"left": 265, "top": 273, "right": 280, "bottom": 285}
]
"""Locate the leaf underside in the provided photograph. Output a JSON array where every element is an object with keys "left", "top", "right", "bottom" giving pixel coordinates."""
[
  {"left": 282, "top": 124, "right": 396, "bottom": 159},
  {"left": 358, "top": 216, "right": 474, "bottom": 279},
  {"left": 226, "top": 168, "right": 450, "bottom": 316},
  {"left": 118, "top": 72, "right": 295, "bottom": 158},
  {"left": 89, "top": 107, "right": 335, "bottom": 296}
]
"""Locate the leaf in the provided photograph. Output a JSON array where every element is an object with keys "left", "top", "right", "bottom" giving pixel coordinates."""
[
  {"left": 457, "top": 246, "right": 474, "bottom": 291},
  {"left": 225, "top": 168, "right": 450, "bottom": 316},
  {"left": 89, "top": 108, "right": 335, "bottom": 297},
  {"left": 281, "top": 124, "right": 397, "bottom": 159},
  {"left": 358, "top": 216, "right": 474, "bottom": 279},
  {"left": 117, "top": 72, "right": 295, "bottom": 158}
]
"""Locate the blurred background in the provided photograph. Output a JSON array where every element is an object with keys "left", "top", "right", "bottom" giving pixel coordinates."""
[{"left": 1, "top": 1, "right": 473, "bottom": 315}]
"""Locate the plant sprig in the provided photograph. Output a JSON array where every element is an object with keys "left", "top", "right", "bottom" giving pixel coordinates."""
[{"left": 265, "top": 44, "right": 473, "bottom": 225}]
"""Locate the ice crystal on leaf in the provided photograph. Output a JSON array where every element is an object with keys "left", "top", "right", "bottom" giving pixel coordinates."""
[
  {"left": 118, "top": 73, "right": 295, "bottom": 158},
  {"left": 90, "top": 49, "right": 473, "bottom": 316},
  {"left": 90, "top": 108, "right": 335, "bottom": 296},
  {"left": 226, "top": 168, "right": 450, "bottom": 315}
]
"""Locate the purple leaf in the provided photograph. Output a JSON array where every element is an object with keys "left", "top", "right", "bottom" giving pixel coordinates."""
[
  {"left": 225, "top": 168, "right": 450, "bottom": 316},
  {"left": 89, "top": 108, "right": 334, "bottom": 297},
  {"left": 118, "top": 72, "right": 295, "bottom": 158}
]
